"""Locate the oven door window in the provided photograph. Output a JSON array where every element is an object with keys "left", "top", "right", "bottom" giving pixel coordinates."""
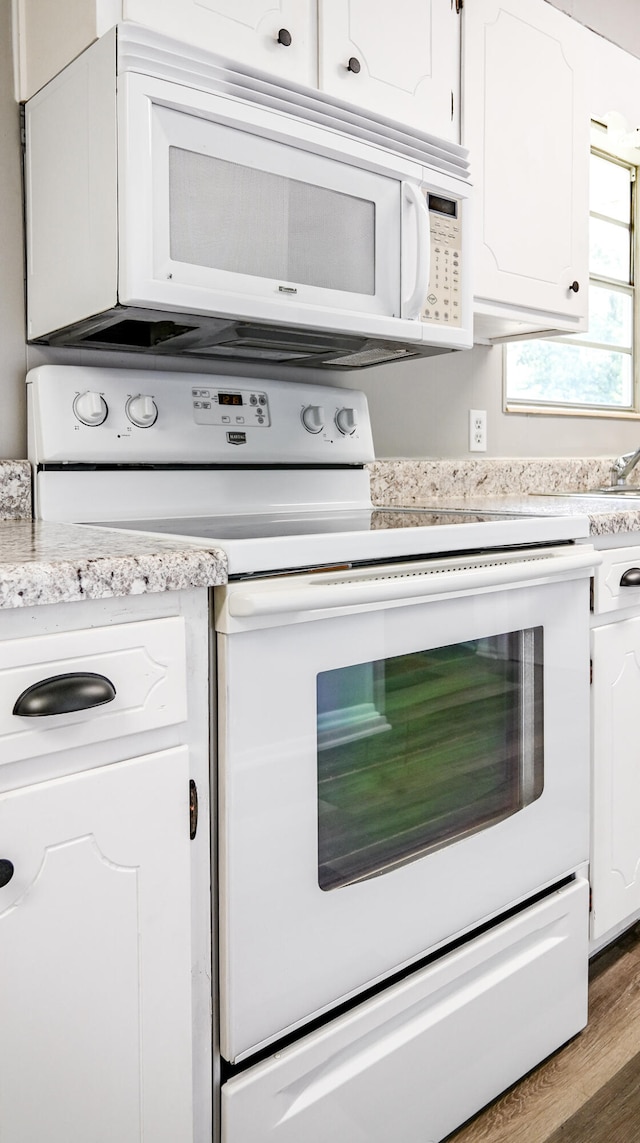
[{"left": 317, "top": 628, "right": 543, "bottom": 891}]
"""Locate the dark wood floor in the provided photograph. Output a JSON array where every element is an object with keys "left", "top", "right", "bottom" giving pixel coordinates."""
[{"left": 446, "top": 922, "right": 640, "bottom": 1143}]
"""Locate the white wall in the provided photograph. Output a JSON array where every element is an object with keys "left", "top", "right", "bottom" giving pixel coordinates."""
[
  {"left": 4, "top": 2, "right": 640, "bottom": 461},
  {"left": 547, "top": 0, "right": 640, "bottom": 61}
]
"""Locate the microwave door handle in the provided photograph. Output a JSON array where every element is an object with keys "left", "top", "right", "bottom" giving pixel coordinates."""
[{"left": 402, "top": 182, "right": 431, "bottom": 321}]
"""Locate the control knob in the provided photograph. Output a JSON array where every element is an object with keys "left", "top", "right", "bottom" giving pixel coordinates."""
[
  {"left": 335, "top": 407, "right": 357, "bottom": 436},
  {"left": 73, "top": 391, "right": 108, "bottom": 427},
  {"left": 301, "top": 404, "right": 325, "bottom": 434},
  {"left": 126, "top": 394, "right": 158, "bottom": 428}
]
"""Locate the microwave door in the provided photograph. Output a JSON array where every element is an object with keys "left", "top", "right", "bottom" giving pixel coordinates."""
[{"left": 122, "top": 90, "right": 405, "bottom": 333}]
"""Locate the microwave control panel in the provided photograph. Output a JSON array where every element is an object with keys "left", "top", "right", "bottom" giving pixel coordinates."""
[{"left": 421, "top": 194, "right": 462, "bottom": 329}]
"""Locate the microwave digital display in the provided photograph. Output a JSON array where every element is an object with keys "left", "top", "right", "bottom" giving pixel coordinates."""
[
  {"left": 428, "top": 194, "right": 457, "bottom": 218},
  {"left": 219, "top": 392, "right": 243, "bottom": 406}
]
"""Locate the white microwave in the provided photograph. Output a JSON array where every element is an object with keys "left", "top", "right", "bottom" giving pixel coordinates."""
[{"left": 25, "top": 24, "right": 473, "bottom": 369}]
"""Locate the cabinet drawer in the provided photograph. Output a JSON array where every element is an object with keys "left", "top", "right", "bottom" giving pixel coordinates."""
[
  {"left": 1, "top": 617, "right": 187, "bottom": 764},
  {"left": 592, "top": 544, "right": 640, "bottom": 615}
]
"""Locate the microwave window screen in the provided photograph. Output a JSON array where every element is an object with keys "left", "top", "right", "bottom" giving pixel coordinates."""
[
  {"left": 169, "top": 147, "right": 375, "bottom": 295},
  {"left": 316, "top": 629, "right": 544, "bottom": 890}
]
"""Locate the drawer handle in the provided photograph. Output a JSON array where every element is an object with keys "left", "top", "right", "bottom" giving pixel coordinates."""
[
  {"left": 13, "top": 672, "right": 117, "bottom": 717},
  {"left": 0, "top": 859, "right": 14, "bottom": 888},
  {"left": 620, "top": 568, "right": 640, "bottom": 587}
]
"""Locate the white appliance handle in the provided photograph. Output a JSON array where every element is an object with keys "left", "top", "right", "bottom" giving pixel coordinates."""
[
  {"left": 402, "top": 182, "right": 431, "bottom": 321},
  {"left": 227, "top": 549, "right": 599, "bottom": 619}
]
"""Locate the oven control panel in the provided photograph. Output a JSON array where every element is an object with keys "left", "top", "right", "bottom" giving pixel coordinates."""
[
  {"left": 191, "top": 387, "right": 271, "bottom": 428},
  {"left": 27, "top": 366, "right": 375, "bottom": 465}
]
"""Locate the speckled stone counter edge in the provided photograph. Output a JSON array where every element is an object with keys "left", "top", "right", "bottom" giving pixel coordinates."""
[
  {"left": 0, "top": 521, "right": 228, "bottom": 609},
  {"left": 367, "top": 457, "right": 632, "bottom": 502},
  {"left": 0, "top": 461, "right": 32, "bottom": 520}
]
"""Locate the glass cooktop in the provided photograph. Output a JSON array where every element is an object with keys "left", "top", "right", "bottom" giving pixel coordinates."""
[{"left": 96, "top": 505, "right": 525, "bottom": 541}]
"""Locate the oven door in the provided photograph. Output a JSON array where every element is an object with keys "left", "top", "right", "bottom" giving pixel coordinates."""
[{"left": 215, "top": 547, "right": 595, "bottom": 1063}]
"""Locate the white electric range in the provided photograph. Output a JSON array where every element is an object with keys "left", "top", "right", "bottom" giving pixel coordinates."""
[
  {"left": 28, "top": 365, "right": 595, "bottom": 1143},
  {"left": 28, "top": 365, "right": 588, "bottom": 574}
]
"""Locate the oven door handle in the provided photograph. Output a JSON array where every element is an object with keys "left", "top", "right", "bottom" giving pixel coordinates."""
[{"left": 226, "top": 549, "right": 600, "bottom": 619}]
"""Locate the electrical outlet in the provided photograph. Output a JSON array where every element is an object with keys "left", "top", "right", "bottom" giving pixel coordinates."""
[{"left": 469, "top": 409, "right": 487, "bottom": 452}]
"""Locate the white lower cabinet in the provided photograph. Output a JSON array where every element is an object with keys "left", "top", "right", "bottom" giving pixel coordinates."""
[
  {"left": 591, "top": 613, "right": 640, "bottom": 940},
  {"left": 222, "top": 879, "right": 588, "bottom": 1143},
  {"left": 0, "top": 747, "right": 193, "bottom": 1143},
  {"left": 0, "top": 593, "right": 211, "bottom": 1143}
]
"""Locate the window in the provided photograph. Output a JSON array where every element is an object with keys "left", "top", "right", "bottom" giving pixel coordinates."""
[{"left": 505, "top": 144, "right": 637, "bottom": 414}]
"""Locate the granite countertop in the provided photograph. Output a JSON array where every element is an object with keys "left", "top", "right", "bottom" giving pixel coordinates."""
[
  {"left": 0, "top": 460, "right": 228, "bottom": 609},
  {"left": 3, "top": 454, "right": 640, "bottom": 612},
  {"left": 368, "top": 458, "right": 640, "bottom": 537},
  {"left": 0, "top": 521, "right": 227, "bottom": 609}
]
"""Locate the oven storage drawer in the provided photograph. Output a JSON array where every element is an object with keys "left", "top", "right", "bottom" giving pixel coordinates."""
[
  {"left": 221, "top": 877, "right": 588, "bottom": 1143},
  {"left": 1, "top": 617, "right": 187, "bottom": 765}
]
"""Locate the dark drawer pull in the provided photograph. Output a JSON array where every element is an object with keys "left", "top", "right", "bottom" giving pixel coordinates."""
[
  {"left": 0, "top": 859, "right": 14, "bottom": 887},
  {"left": 13, "top": 672, "right": 117, "bottom": 717},
  {"left": 620, "top": 568, "right": 640, "bottom": 588}
]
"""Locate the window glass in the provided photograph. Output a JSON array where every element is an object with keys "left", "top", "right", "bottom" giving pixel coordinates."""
[
  {"left": 590, "top": 153, "right": 632, "bottom": 222},
  {"left": 316, "top": 630, "right": 543, "bottom": 891},
  {"left": 577, "top": 285, "right": 633, "bottom": 347},
  {"left": 507, "top": 340, "right": 632, "bottom": 408},
  {"left": 590, "top": 217, "right": 631, "bottom": 282}
]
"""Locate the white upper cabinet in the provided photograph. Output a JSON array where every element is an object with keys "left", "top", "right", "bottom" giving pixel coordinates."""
[
  {"left": 14, "top": 0, "right": 460, "bottom": 141},
  {"left": 318, "top": 0, "right": 459, "bottom": 138},
  {"left": 123, "top": 0, "right": 317, "bottom": 85},
  {"left": 462, "top": 0, "right": 589, "bottom": 341}
]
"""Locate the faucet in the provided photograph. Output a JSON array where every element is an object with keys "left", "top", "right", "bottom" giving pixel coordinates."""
[{"left": 611, "top": 447, "right": 640, "bottom": 486}]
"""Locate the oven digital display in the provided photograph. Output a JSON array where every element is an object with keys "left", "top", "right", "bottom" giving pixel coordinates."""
[{"left": 219, "top": 392, "right": 243, "bottom": 406}]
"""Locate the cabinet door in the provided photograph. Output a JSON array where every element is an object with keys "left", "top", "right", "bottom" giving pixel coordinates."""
[
  {"left": 318, "top": 0, "right": 459, "bottom": 139},
  {"left": 591, "top": 619, "right": 640, "bottom": 940},
  {"left": 122, "top": 0, "right": 317, "bottom": 85},
  {"left": 463, "top": 0, "right": 588, "bottom": 336},
  {"left": 0, "top": 747, "right": 193, "bottom": 1143}
]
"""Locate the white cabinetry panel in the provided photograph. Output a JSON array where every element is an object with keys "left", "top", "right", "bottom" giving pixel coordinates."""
[
  {"left": 591, "top": 617, "right": 640, "bottom": 939},
  {"left": 15, "top": 0, "right": 459, "bottom": 141},
  {"left": 0, "top": 616, "right": 187, "bottom": 765},
  {"left": 463, "top": 0, "right": 588, "bottom": 340},
  {"left": 123, "top": 0, "right": 317, "bottom": 85},
  {"left": 0, "top": 747, "right": 193, "bottom": 1143},
  {"left": 318, "top": 0, "right": 459, "bottom": 138}
]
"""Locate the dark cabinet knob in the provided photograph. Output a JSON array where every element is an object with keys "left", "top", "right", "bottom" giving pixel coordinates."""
[
  {"left": 620, "top": 568, "right": 640, "bottom": 587},
  {"left": 569, "top": 280, "right": 580, "bottom": 293},
  {"left": 0, "top": 859, "right": 14, "bottom": 888},
  {"left": 13, "top": 672, "right": 116, "bottom": 717},
  {"left": 347, "top": 56, "right": 361, "bottom": 73},
  {"left": 277, "top": 28, "right": 292, "bottom": 46}
]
